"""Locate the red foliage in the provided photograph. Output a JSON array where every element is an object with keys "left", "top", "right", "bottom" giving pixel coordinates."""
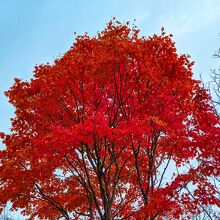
[{"left": 0, "top": 20, "right": 219, "bottom": 219}]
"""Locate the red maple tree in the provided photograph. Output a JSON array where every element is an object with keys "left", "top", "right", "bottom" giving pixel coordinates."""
[{"left": 0, "top": 20, "right": 219, "bottom": 219}]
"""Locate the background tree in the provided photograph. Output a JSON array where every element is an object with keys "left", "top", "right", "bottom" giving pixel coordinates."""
[
  {"left": 210, "top": 47, "right": 220, "bottom": 116},
  {"left": 187, "top": 41, "right": 220, "bottom": 220},
  {"left": 0, "top": 20, "right": 219, "bottom": 219},
  {"left": 193, "top": 43, "right": 220, "bottom": 220}
]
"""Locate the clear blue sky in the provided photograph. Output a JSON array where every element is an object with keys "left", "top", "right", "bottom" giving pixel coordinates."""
[{"left": 1, "top": 0, "right": 220, "bottom": 133}]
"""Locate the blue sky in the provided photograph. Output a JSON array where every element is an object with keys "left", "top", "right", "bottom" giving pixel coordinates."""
[{"left": 1, "top": 0, "right": 220, "bottom": 133}]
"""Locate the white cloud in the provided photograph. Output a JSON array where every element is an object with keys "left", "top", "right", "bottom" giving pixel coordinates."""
[{"left": 161, "top": 0, "right": 220, "bottom": 37}]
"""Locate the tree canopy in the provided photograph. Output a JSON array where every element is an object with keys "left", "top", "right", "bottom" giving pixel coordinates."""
[{"left": 0, "top": 20, "right": 219, "bottom": 219}]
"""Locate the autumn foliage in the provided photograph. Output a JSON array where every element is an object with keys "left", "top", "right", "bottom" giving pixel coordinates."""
[{"left": 0, "top": 20, "right": 219, "bottom": 219}]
